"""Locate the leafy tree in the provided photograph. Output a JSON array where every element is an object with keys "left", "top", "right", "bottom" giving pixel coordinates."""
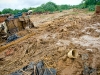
[
  {"left": 60, "top": 5, "right": 69, "bottom": 10},
  {"left": 28, "top": 7, "right": 35, "bottom": 10},
  {"left": 74, "top": 3, "right": 86, "bottom": 9},
  {"left": 96, "top": 1, "right": 100, "bottom": 5},
  {"left": 44, "top": 4, "right": 56, "bottom": 12},
  {"left": 46, "top": 2, "right": 58, "bottom": 10},
  {"left": 83, "top": 0, "right": 100, "bottom": 7},
  {"left": 21, "top": 8, "right": 28, "bottom": 12},
  {"left": 13, "top": 9, "right": 21, "bottom": 14},
  {"left": 34, "top": 7, "right": 45, "bottom": 13},
  {"left": 42, "top": 2, "right": 58, "bottom": 12},
  {"left": 72, "top": 0, "right": 100, "bottom": 11},
  {"left": 2, "top": 8, "right": 13, "bottom": 14},
  {"left": 33, "top": 2, "right": 58, "bottom": 13},
  {"left": 88, "top": 5, "right": 95, "bottom": 11}
]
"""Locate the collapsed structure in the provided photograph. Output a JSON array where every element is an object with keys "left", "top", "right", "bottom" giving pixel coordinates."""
[{"left": 0, "top": 13, "right": 34, "bottom": 43}]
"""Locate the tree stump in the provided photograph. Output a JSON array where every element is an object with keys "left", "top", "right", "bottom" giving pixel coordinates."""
[{"left": 95, "top": 5, "right": 100, "bottom": 14}]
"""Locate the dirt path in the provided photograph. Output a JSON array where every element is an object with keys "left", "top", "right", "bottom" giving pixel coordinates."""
[{"left": 0, "top": 9, "right": 100, "bottom": 75}]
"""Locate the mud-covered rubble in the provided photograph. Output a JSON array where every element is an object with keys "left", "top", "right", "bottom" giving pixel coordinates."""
[{"left": 0, "top": 10, "right": 100, "bottom": 75}]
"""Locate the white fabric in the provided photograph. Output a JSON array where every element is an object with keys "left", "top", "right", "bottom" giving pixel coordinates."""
[{"left": 0, "top": 21, "right": 8, "bottom": 33}]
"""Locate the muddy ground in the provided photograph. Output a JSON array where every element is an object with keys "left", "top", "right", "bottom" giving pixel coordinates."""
[{"left": 0, "top": 9, "right": 100, "bottom": 75}]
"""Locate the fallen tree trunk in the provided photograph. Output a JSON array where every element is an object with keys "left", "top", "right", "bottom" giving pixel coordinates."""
[{"left": 0, "top": 32, "right": 35, "bottom": 52}]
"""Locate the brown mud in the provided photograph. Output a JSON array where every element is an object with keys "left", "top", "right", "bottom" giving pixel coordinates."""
[{"left": 0, "top": 9, "right": 100, "bottom": 75}]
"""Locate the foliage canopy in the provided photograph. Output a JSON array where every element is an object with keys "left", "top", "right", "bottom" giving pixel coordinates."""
[{"left": 1, "top": 0, "right": 100, "bottom": 14}]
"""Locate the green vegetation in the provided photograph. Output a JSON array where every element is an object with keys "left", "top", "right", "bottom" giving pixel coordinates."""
[
  {"left": 34, "top": 2, "right": 59, "bottom": 13},
  {"left": 42, "top": 2, "right": 58, "bottom": 12},
  {"left": 0, "top": 11, "right": 2, "bottom": 14},
  {"left": 2, "top": 8, "right": 13, "bottom": 14},
  {"left": 34, "top": 2, "right": 72, "bottom": 13},
  {"left": 96, "top": 1, "right": 100, "bottom": 5},
  {"left": 1, "top": 0, "right": 100, "bottom": 14},
  {"left": 83, "top": 0, "right": 100, "bottom": 7},
  {"left": 80, "top": 0, "right": 100, "bottom": 11},
  {"left": 34, "top": 6, "right": 45, "bottom": 13},
  {"left": 1, "top": 8, "right": 28, "bottom": 14},
  {"left": 88, "top": 5, "right": 95, "bottom": 11}
]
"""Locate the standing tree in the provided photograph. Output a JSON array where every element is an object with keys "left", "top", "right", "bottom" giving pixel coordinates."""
[
  {"left": 42, "top": 2, "right": 58, "bottom": 12},
  {"left": 21, "top": 8, "right": 28, "bottom": 13},
  {"left": 34, "top": 2, "right": 58, "bottom": 13},
  {"left": 79, "top": 0, "right": 100, "bottom": 11},
  {"left": 34, "top": 6, "right": 45, "bottom": 14},
  {"left": 13, "top": 9, "right": 21, "bottom": 14},
  {"left": 83, "top": 0, "right": 100, "bottom": 7},
  {"left": 2, "top": 8, "right": 13, "bottom": 14}
]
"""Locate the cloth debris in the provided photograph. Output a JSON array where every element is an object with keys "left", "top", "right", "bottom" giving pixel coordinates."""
[
  {"left": 83, "top": 64, "right": 97, "bottom": 75},
  {"left": 9, "top": 61, "right": 57, "bottom": 75},
  {"left": 7, "top": 34, "right": 19, "bottom": 43}
]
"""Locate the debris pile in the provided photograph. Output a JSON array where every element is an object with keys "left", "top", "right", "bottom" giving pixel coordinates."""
[{"left": 10, "top": 61, "right": 56, "bottom": 75}]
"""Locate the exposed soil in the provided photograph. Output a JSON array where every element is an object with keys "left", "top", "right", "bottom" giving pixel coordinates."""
[{"left": 0, "top": 9, "right": 100, "bottom": 75}]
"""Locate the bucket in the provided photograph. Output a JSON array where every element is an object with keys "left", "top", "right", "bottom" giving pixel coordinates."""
[{"left": 67, "top": 50, "right": 78, "bottom": 58}]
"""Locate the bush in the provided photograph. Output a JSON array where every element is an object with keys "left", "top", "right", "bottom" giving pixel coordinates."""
[
  {"left": 34, "top": 7, "right": 45, "bottom": 13},
  {"left": 60, "top": 5, "right": 69, "bottom": 10},
  {"left": 77, "top": 3, "right": 86, "bottom": 9},
  {"left": 96, "top": 2, "right": 100, "bottom": 5},
  {"left": 88, "top": 5, "right": 95, "bottom": 11}
]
